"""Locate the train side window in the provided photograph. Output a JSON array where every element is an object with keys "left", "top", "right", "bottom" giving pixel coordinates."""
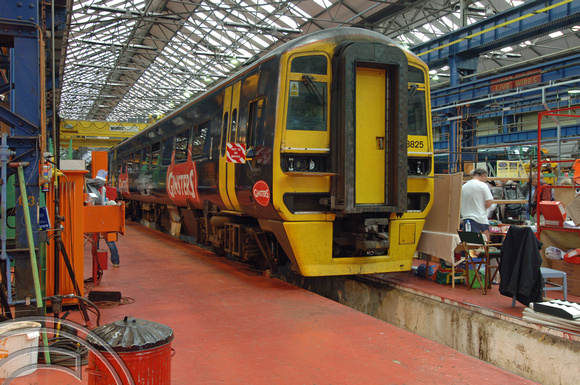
[
  {"left": 134, "top": 152, "right": 141, "bottom": 173},
  {"left": 151, "top": 142, "right": 161, "bottom": 168},
  {"left": 143, "top": 146, "right": 151, "bottom": 169},
  {"left": 175, "top": 129, "right": 190, "bottom": 164},
  {"left": 247, "top": 98, "right": 266, "bottom": 149},
  {"left": 192, "top": 121, "right": 209, "bottom": 159},
  {"left": 230, "top": 109, "right": 238, "bottom": 143},
  {"left": 161, "top": 137, "right": 173, "bottom": 166},
  {"left": 127, "top": 154, "right": 134, "bottom": 174},
  {"left": 221, "top": 112, "right": 229, "bottom": 156}
]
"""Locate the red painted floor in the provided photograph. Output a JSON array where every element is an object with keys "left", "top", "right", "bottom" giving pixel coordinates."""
[{"left": 9, "top": 223, "right": 541, "bottom": 384}]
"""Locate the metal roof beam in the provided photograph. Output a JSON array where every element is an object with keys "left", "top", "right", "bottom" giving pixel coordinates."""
[{"left": 411, "top": 0, "right": 580, "bottom": 69}]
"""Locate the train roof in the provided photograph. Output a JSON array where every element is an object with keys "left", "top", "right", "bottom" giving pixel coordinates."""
[{"left": 111, "top": 27, "right": 422, "bottom": 152}]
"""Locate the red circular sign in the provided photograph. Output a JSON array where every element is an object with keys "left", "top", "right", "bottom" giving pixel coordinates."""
[{"left": 252, "top": 180, "right": 270, "bottom": 207}]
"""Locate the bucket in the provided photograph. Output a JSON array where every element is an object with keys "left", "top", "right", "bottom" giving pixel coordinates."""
[
  {"left": 0, "top": 321, "right": 41, "bottom": 378},
  {"left": 87, "top": 316, "right": 173, "bottom": 385}
]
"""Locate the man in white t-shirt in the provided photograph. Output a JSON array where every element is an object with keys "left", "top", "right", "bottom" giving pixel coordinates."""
[{"left": 461, "top": 168, "right": 494, "bottom": 239}]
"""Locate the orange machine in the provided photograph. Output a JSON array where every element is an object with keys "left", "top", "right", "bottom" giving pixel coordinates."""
[
  {"left": 45, "top": 167, "right": 88, "bottom": 301},
  {"left": 45, "top": 151, "right": 125, "bottom": 314}
]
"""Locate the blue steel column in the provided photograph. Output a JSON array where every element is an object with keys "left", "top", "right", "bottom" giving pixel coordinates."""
[
  {"left": 11, "top": 35, "right": 41, "bottom": 249},
  {"left": 0, "top": 0, "right": 43, "bottom": 307}
]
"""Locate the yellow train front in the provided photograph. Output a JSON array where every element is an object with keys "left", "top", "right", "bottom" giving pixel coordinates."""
[{"left": 110, "top": 27, "right": 434, "bottom": 277}]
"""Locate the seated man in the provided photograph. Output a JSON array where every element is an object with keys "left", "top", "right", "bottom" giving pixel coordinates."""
[{"left": 522, "top": 171, "right": 553, "bottom": 216}]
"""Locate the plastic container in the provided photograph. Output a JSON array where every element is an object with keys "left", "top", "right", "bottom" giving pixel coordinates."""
[
  {"left": 0, "top": 321, "right": 41, "bottom": 378},
  {"left": 87, "top": 316, "right": 173, "bottom": 385}
]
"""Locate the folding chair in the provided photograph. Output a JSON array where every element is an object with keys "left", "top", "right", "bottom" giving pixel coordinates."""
[{"left": 457, "top": 231, "right": 503, "bottom": 295}]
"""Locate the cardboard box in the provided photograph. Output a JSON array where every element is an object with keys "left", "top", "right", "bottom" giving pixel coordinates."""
[
  {"left": 550, "top": 259, "right": 580, "bottom": 279},
  {"left": 565, "top": 194, "right": 580, "bottom": 226},
  {"left": 540, "top": 201, "right": 566, "bottom": 226},
  {"left": 566, "top": 277, "right": 580, "bottom": 297},
  {"left": 549, "top": 259, "right": 580, "bottom": 296}
]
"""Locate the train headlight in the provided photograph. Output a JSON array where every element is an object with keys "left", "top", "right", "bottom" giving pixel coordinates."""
[
  {"left": 407, "top": 157, "right": 431, "bottom": 176},
  {"left": 283, "top": 155, "right": 327, "bottom": 173}
]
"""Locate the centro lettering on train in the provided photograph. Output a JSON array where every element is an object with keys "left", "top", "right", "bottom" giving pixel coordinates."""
[{"left": 167, "top": 169, "right": 197, "bottom": 199}]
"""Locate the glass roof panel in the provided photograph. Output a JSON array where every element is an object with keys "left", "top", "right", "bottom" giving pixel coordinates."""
[{"left": 58, "top": 0, "right": 573, "bottom": 122}]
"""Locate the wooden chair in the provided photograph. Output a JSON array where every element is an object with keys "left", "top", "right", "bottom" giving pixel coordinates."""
[
  {"left": 457, "top": 231, "right": 503, "bottom": 295},
  {"left": 449, "top": 253, "right": 466, "bottom": 289}
]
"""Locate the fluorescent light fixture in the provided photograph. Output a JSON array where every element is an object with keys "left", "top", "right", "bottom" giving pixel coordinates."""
[
  {"left": 568, "top": 89, "right": 580, "bottom": 94},
  {"left": 549, "top": 31, "right": 564, "bottom": 38}
]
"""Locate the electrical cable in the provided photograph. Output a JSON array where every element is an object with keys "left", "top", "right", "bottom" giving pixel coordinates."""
[
  {"left": 51, "top": 294, "right": 101, "bottom": 327},
  {"left": 93, "top": 296, "right": 135, "bottom": 309},
  {"left": 37, "top": 337, "right": 89, "bottom": 367}
]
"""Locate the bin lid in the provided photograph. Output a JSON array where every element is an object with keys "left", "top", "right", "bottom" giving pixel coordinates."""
[
  {"left": 88, "top": 316, "right": 173, "bottom": 352},
  {"left": 0, "top": 321, "right": 41, "bottom": 336}
]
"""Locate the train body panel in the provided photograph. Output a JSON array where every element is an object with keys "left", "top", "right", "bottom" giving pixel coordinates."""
[{"left": 109, "top": 27, "right": 434, "bottom": 276}]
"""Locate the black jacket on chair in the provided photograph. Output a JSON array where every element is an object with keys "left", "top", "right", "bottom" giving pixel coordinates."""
[{"left": 499, "top": 226, "right": 543, "bottom": 306}]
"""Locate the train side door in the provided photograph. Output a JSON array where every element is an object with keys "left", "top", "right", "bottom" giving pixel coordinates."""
[{"left": 219, "top": 82, "right": 243, "bottom": 211}]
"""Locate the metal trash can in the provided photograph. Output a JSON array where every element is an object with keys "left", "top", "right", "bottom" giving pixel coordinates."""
[{"left": 87, "top": 316, "right": 173, "bottom": 385}]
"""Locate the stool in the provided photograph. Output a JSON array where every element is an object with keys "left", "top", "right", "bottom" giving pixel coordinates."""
[{"left": 540, "top": 267, "right": 567, "bottom": 301}]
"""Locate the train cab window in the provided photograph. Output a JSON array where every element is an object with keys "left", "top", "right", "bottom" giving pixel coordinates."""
[
  {"left": 286, "top": 55, "right": 328, "bottom": 132},
  {"left": 161, "top": 137, "right": 173, "bottom": 166},
  {"left": 175, "top": 129, "right": 190, "bottom": 164},
  {"left": 408, "top": 66, "right": 425, "bottom": 84},
  {"left": 247, "top": 98, "right": 266, "bottom": 149},
  {"left": 191, "top": 121, "right": 208, "bottom": 159},
  {"left": 408, "top": 90, "right": 428, "bottom": 136},
  {"left": 291, "top": 55, "right": 327, "bottom": 75},
  {"left": 286, "top": 78, "right": 327, "bottom": 131},
  {"left": 221, "top": 112, "right": 229, "bottom": 156},
  {"left": 151, "top": 142, "right": 160, "bottom": 168}
]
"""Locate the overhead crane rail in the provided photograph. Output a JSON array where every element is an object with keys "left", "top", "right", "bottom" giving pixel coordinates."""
[{"left": 60, "top": 120, "right": 148, "bottom": 148}]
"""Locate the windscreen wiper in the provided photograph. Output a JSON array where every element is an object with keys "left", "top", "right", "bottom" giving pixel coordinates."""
[{"left": 302, "top": 75, "right": 326, "bottom": 107}]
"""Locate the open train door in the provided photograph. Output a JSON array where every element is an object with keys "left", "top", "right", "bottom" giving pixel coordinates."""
[
  {"left": 332, "top": 42, "right": 408, "bottom": 214},
  {"left": 219, "top": 82, "right": 243, "bottom": 211}
]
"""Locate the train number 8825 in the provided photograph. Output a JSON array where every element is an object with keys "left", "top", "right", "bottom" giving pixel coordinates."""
[{"left": 407, "top": 140, "right": 424, "bottom": 149}]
